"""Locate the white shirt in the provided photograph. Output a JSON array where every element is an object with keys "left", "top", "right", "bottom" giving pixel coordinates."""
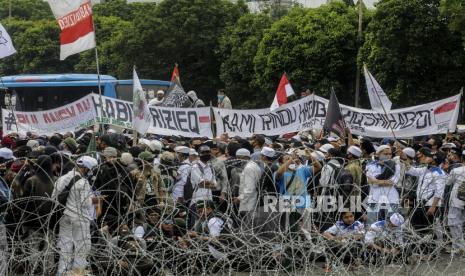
[
  {"left": 190, "top": 161, "right": 216, "bottom": 204},
  {"left": 365, "top": 220, "right": 403, "bottom": 246},
  {"left": 448, "top": 165, "right": 465, "bottom": 208},
  {"left": 366, "top": 161, "right": 400, "bottom": 204},
  {"left": 325, "top": 220, "right": 364, "bottom": 237},
  {"left": 148, "top": 98, "right": 164, "bottom": 106},
  {"left": 238, "top": 160, "right": 262, "bottom": 212},
  {"left": 172, "top": 159, "right": 191, "bottom": 201},
  {"left": 406, "top": 166, "right": 446, "bottom": 207},
  {"left": 52, "top": 170, "right": 93, "bottom": 221}
]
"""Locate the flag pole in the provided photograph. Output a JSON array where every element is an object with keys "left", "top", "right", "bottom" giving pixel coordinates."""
[
  {"left": 364, "top": 64, "right": 398, "bottom": 141},
  {"left": 92, "top": 16, "right": 105, "bottom": 134}
]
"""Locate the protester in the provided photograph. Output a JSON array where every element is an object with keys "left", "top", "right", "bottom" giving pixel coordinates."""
[
  {"left": 187, "top": 90, "right": 205, "bottom": 107},
  {"left": 53, "top": 156, "right": 98, "bottom": 276},
  {"left": 217, "top": 89, "right": 232, "bottom": 109},
  {"left": 148, "top": 90, "right": 165, "bottom": 106}
]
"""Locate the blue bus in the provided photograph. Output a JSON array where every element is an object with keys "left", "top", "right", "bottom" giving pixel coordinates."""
[{"left": 0, "top": 74, "right": 171, "bottom": 111}]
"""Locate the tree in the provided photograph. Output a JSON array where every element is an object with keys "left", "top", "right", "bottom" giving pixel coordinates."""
[
  {"left": 0, "top": 0, "right": 53, "bottom": 21},
  {"left": 127, "top": 0, "right": 248, "bottom": 102},
  {"left": 360, "top": 0, "right": 465, "bottom": 106},
  {"left": 219, "top": 13, "right": 273, "bottom": 108},
  {"left": 0, "top": 19, "right": 77, "bottom": 75},
  {"left": 440, "top": 0, "right": 465, "bottom": 46},
  {"left": 74, "top": 16, "right": 135, "bottom": 78},
  {"left": 254, "top": 1, "right": 359, "bottom": 105}
]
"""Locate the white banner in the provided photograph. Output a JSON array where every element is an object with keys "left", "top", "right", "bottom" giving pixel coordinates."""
[
  {"left": 88, "top": 95, "right": 213, "bottom": 138},
  {"left": 2, "top": 95, "right": 96, "bottom": 135},
  {"left": 214, "top": 93, "right": 462, "bottom": 138}
]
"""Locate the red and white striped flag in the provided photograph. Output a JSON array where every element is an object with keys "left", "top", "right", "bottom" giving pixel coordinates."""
[
  {"left": 270, "top": 73, "right": 295, "bottom": 111},
  {"left": 47, "top": 0, "right": 96, "bottom": 60}
]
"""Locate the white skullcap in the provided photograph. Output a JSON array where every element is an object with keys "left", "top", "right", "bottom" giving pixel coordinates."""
[
  {"left": 389, "top": 213, "right": 405, "bottom": 227},
  {"left": 442, "top": 142, "right": 457, "bottom": 149},
  {"left": 0, "top": 148, "right": 15, "bottom": 160},
  {"left": 107, "top": 129, "right": 116, "bottom": 134},
  {"left": 157, "top": 90, "right": 165, "bottom": 95},
  {"left": 236, "top": 148, "right": 251, "bottom": 158},
  {"left": 319, "top": 144, "right": 335, "bottom": 153},
  {"left": 347, "top": 145, "right": 362, "bottom": 158},
  {"left": 148, "top": 140, "right": 163, "bottom": 152},
  {"left": 402, "top": 147, "right": 415, "bottom": 159},
  {"left": 26, "top": 140, "right": 40, "bottom": 150},
  {"left": 261, "top": 146, "right": 275, "bottom": 158},
  {"left": 311, "top": 151, "right": 325, "bottom": 161},
  {"left": 189, "top": 148, "right": 198, "bottom": 156},
  {"left": 76, "top": 156, "right": 98, "bottom": 170},
  {"left": 327, "top": 136, "right": 340, "bottom": 142},
  {"left": 376, "top": 145, "right": 390, "bottom": 154},
  {"left": 120, "top": 152, "right": 134, "bottom": 166},
  {"left": 175, "top": 146, "right": 190, "bottom": 154}
]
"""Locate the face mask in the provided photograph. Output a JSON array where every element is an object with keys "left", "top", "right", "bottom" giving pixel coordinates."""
[
  {"left": 288, "top": 163, "right": 296, "bottom": 170},
  {"left": 378, "top": 155, "right": 389, "bottom": 161},
  {"left": 218, "top": 95, "right": 225, "bottom": 101},
  {"left": 200, "top": 155, "right": 211, "bottom": 163}
]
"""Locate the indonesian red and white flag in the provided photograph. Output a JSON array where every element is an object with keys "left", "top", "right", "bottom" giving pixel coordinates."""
[
  {"left": 270, "top": 73, "right": 295, "bottom": 111},
  {"left": 47, "top": 0, "right": 96, "bottom": 60}
]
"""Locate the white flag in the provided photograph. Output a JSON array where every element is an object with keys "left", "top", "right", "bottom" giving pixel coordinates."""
[
  {"left": 133, "top": 68, "right": 151, "bottom": 135},
  {"left": 47, "top": 0, "right": 96, "bottom": 60},
  {"left": 0, "top": 23, "right": 16, "bottom": 59},
  {"left": 364, "top": 65, "right": 392, "bottom": 112}
]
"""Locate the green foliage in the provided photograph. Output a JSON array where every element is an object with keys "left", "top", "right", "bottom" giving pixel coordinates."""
[
  {"left": 254, "top": 1, "right": 359, "bottom": 105},
  {"left": 440, "top": 0, "right": 465, "bottom": 46},
  {"left": 0, "top": 19, "right": 77, "bottom": 75},
  {"left": 0, "top": 0, "right": 52, "bottom": 21},
  {"left": 360, "top": 0, "right": 465, "bottom": 106},
  {"left": 74, "top": 16, "right": 135, "bottom": 78},
  {"left": 219, "top": 13, "right": 273, "bottom": 108},
  {"left": 127, "top": 0, "right": 247, "bottom": 102}
]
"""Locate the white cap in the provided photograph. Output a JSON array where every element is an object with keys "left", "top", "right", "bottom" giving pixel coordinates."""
[
  {"left": 120, "top": 152, "right": 134, "bottom": 166},
  {"left": 319, "top": 144, "right": 334, "bottom": 153},
  {"left": 311, "top": 151, "right": 325, "bottom": 161},
  {"left": 442, "top": 142, "right": 457, "bottom": 149},
  {"left": 148, "top": 140, "right": 163, "bottom": 152},
  {"left": 0, "top": 148, "right": 15, "bottom": 160},
  {"left": 189, "top": 148, "right": 198, "bottom": 156},
  {"left": 389, "top": 213, "right": 405, "bottom": 227},
  {"left": 175, "top": 146, "right": 190, "bottom": 154},
  {"left": 26, "top": 140, "right": 40, "bottom": 150},
  {"left": 139, "top": 138, "right": 150, "bottom": 148},
  {"left": 376, "top": 145, "right": 390, "bottom": 154},
  {"left": 107, "top": 129, "right": 116, "bottom": 134},
  {"left": 402, "top": 147, "right": 415, "bottom": 159},
  {"left": 157, "top": 90, "right": 165, "bottom": 95},
  {"left": 261, "top": 147, "right": 275, "bottom": 158},
  {"left": 76, "top": 156, "right": 98, "bottom": 170},
  {"left": 327, "top": 136, "right": 339, "bottom": 142},
  {"left": 347, "top": 146, "right": 362, "bottom": 158},
  {"left": 236, "top": 148, "right": 251, "bottom": 158}
]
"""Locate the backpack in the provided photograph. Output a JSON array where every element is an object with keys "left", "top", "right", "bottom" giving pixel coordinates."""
[
  {"left": 457, "top": 181, "right": 465, "bottom": 202},
  {"left": 49, "top": 175, "right": 82, "bottom": 229}
]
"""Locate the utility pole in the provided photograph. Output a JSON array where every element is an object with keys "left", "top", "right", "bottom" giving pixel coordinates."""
[{"left": 354, "top": 0, "right": 363, "bottom": 107}]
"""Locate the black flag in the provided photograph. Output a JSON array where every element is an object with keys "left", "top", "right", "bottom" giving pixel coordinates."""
[{"left": 323, "top": 89, "right": 346, "bottom": 138}]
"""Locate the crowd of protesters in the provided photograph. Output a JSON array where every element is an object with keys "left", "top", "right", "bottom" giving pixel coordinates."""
[{"left": 0, "top": 125, "right": 465, "bottom": 275}]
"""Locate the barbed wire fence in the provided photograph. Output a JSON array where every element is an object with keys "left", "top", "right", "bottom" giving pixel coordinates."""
[{"left": 1, "top": 155, "right": 465, "bottom": 275}]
